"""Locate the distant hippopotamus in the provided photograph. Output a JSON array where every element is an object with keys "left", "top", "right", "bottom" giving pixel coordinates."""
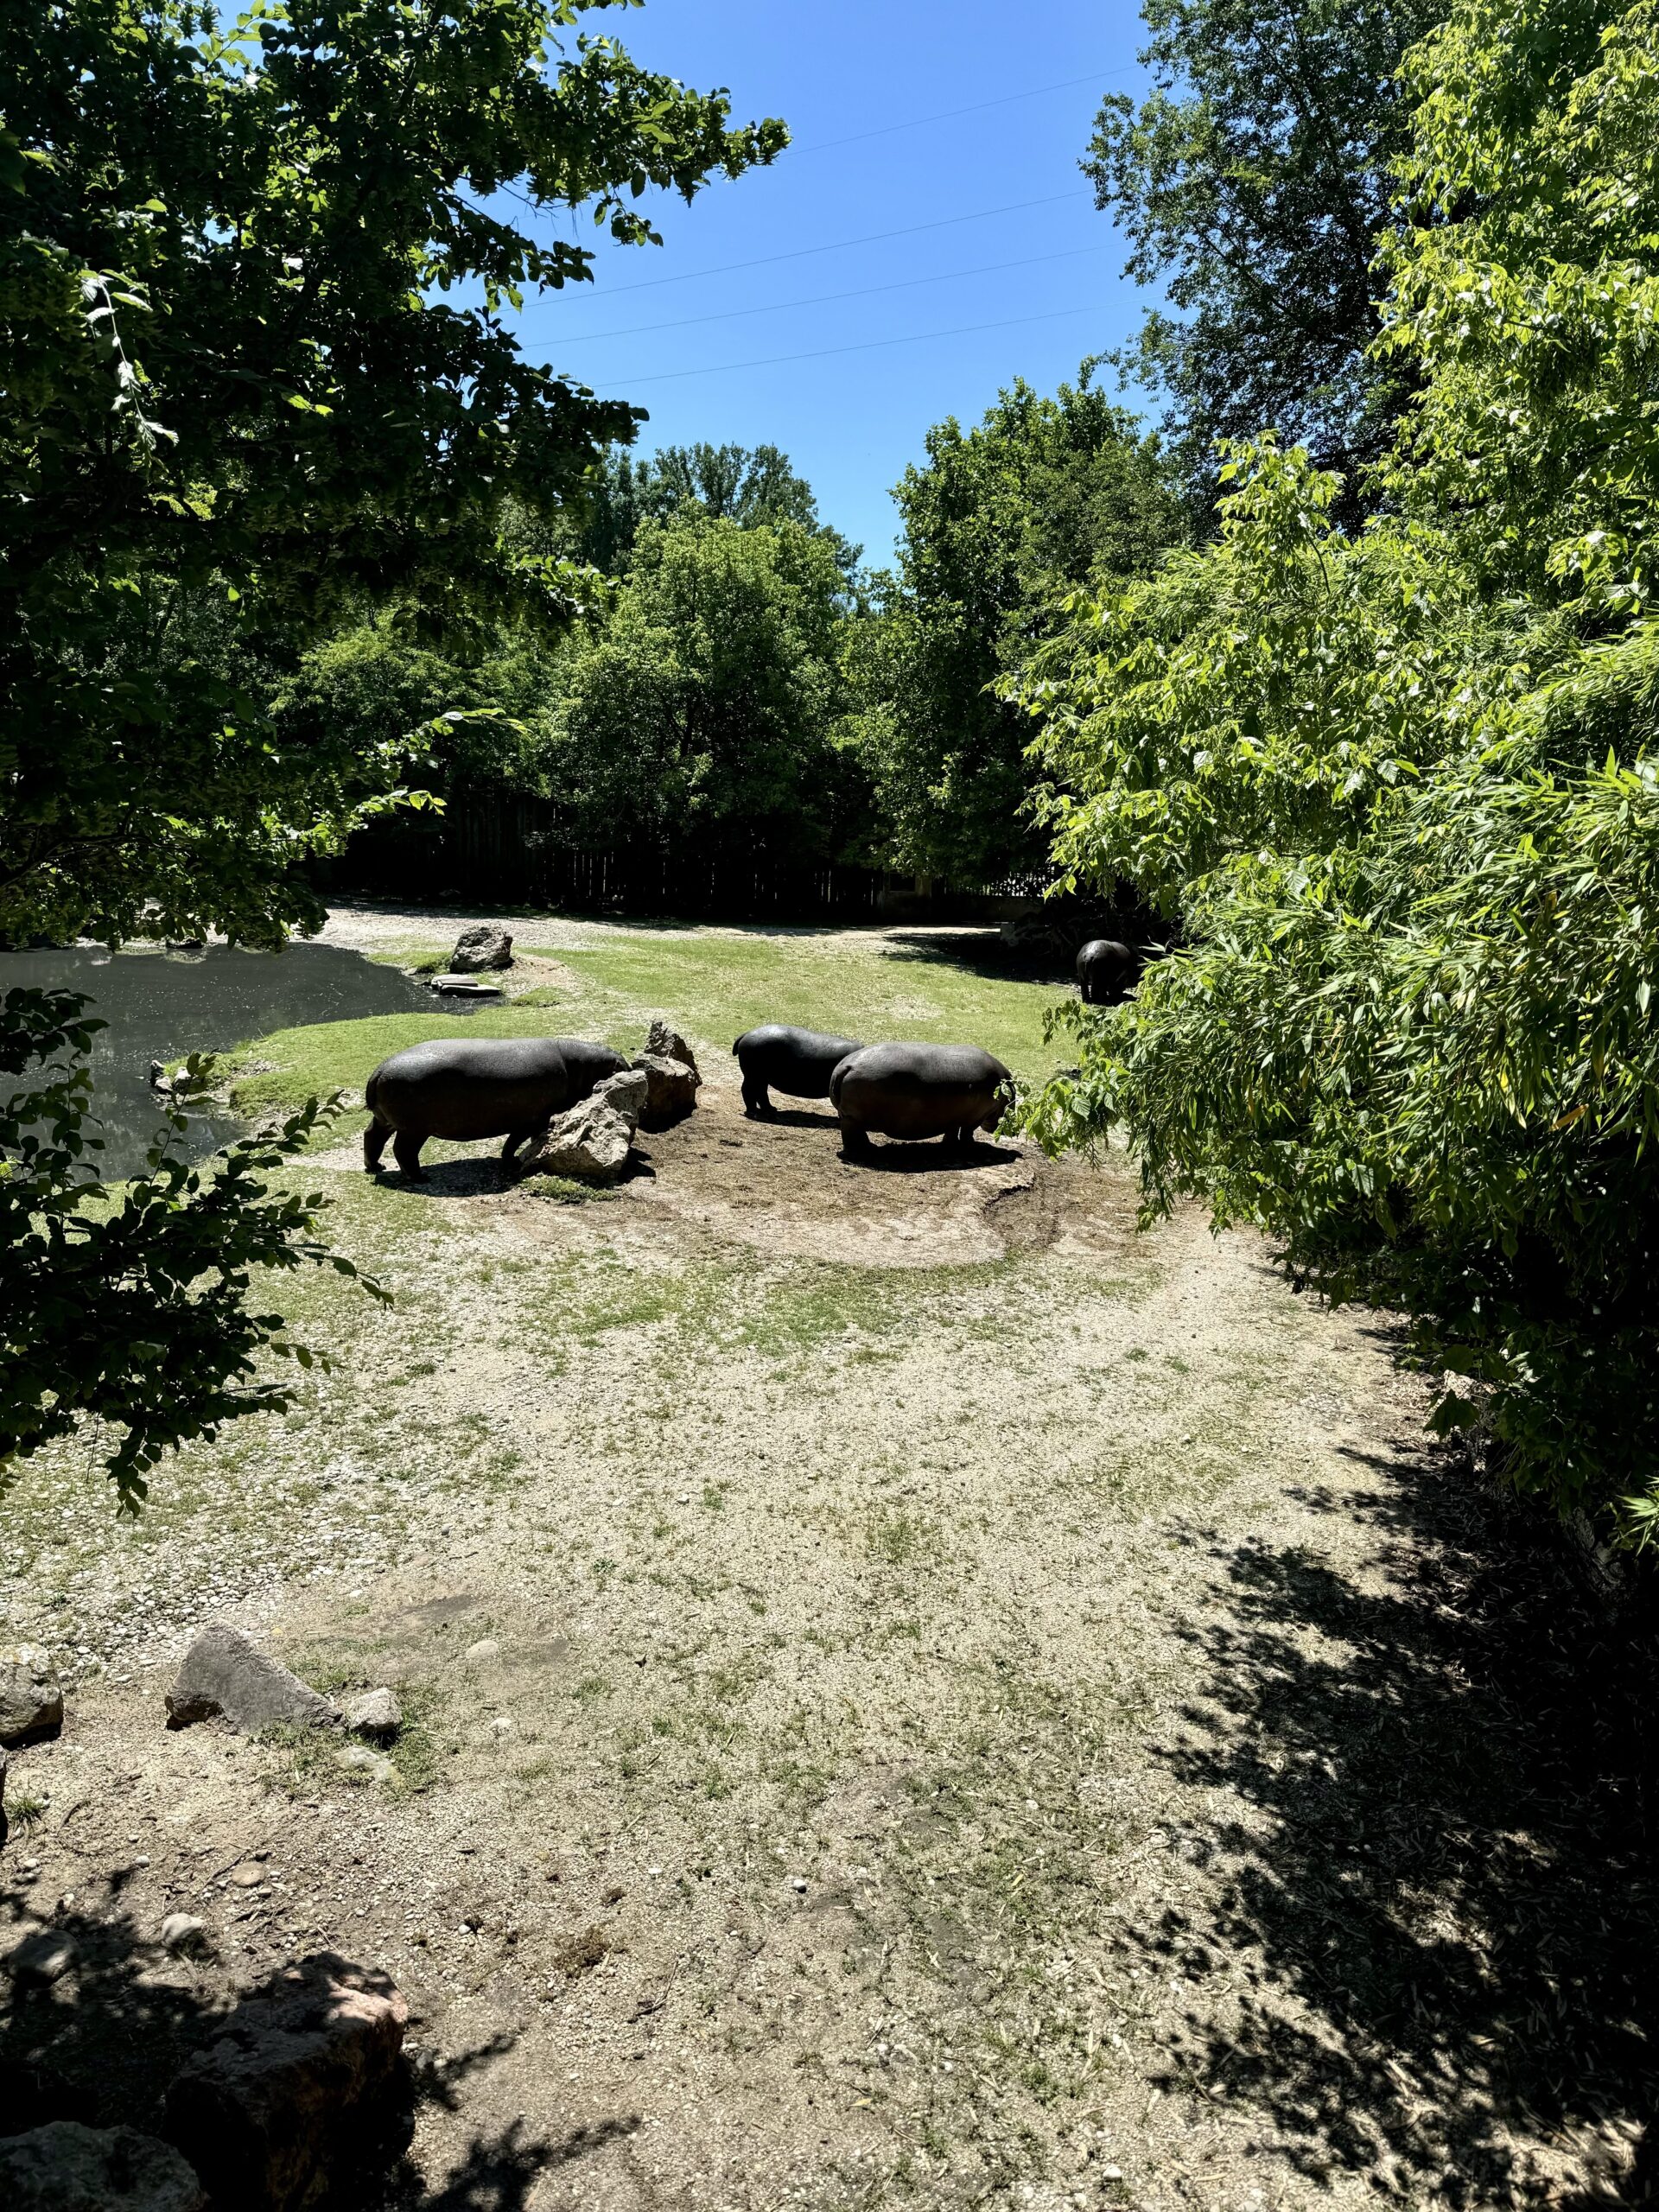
[
  {"left": 733, "top": 1024, "right": 864, "bottom": 1118},
  {"left": 363, "top": 1036, "right": 627, "bottom": 1178},
  {"left": 829, "top": 1041, "right": 1013, "bottom": 1158},
  {"left": 1076, "top": 938, "right": 1140, "bottom": 1005}
]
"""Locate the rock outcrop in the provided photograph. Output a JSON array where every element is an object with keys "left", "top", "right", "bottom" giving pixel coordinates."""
[
  {"left": 630, "top": 1022, "right": 700, "bottom": 1130},
  {"left": 448, "top": 925, "right": 513, "bottom": 973},
  {"left": 0, "top": 2123, "right": 207, "bottom": 2211},
  {"left": 164, "top": 1627, "right": 337, "bottom": 1735},
  {"left": 0, "top": 1646, "right": 62, "bottom": 1748},
  {"left": 518, "top": 1098, "right": 633, "bottom": 1185},
  {"left": 645, "top": 1019, "right": 699, "bottom": 1077},
  {"left": 591, "top": 1065, "right": 648, "bottom": 1131},
  {"left": 162, "top": 1955, "right": 408, "bottom": 2212},
  {"left": 5, "top": 1931, "right": 77, "bottom": 1987}
]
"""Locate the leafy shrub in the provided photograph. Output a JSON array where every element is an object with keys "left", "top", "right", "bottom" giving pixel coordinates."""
[{"left": 1014, "top": 0, "right": 1659, "bottom": 1538}]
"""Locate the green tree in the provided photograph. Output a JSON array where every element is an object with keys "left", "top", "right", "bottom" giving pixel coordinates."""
[
  {"left": 270, "top": 613, "right": 556, "bottom": 798},
  {"left": 535, "top": 512, "right": 867, "bottom": 861},
  {"left": 1, "top": 0, "right": 784, "bottom": 950},
  {"left": 571, "top": 440, "right": 859, "bottom": 575},
  {"left": 1085, "top": 0, "right": 1444, "bottom": 504},
  {"left": 851, "top": 372, "right": 1183, "bottom": 882},
  {"left": 1020, "top": 0, "right": 1659, "bottom": 1536},
  {"left": 0, "top": 0, "right": 783, "bottom": 1502}
]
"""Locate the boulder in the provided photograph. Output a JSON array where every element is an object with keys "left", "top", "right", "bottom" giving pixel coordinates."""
[
  {"left": 632, "top": 1052, "right": 700, "bottom": 1130},
  {"left": 590, "top": 1066, "right": 648, "bottom": 1133},
  {"left": 164, "top": 1627, "right": 338, "bottom": 1735},
  {"left": 343, "top": 1689, "right": 401, "bottom": 1742},
  {"left": 162, "top": 1955, "right": 408, "bottom": 2212},
  {"left": 448, "top": 925, "right": 512, "bottom": 974},
  {"left": 0, "top": 1646, "right": 63, "bottom": 1748},
  {"left": 644, "top": 1020, "right": 699, "bottom": 1079},
  {"left": 0, "top": 2124, "right": 207, "bottom": 2211},
  {"left": 6, "top": 1931, "right": 77, "bottom": 1987},
  {"left": 518, "top": 1099, "right": 632, "bottom": 1185}
]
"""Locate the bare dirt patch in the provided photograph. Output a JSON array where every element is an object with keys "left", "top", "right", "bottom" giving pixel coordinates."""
[{"left": 5, "top": 918, "right": 1653, "bottom": 2212}]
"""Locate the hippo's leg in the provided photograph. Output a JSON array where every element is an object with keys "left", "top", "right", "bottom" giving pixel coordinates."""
[
  {"left": 839, "top": 1121, "right": 874, "bottom": 1161},
  {"left": 364, "top": 1119, "right": 391, "bottom": 1173},
  {"left": 741, "top": 1078, "right": 772, "bottom": 1119},
  {"left": 392, "top": 1129, "right": 428, "bottom": 1179},
  {"left": 501, "top": 1123, "right": 545, "bottom": 1164},
  {"left": 954, "top": 1122, "right": 981, "bottom": 1150}
]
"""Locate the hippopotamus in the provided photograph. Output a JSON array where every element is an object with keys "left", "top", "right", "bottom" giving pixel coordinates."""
[
  {"left": 1076, "top": 938, "right": 1140, "bottom": 1005},
  {"left": 732, "top": 1024, "right": 863, "bottom": 1118},
  {"left": 363, "top": 1036, "right": 627, "bottom": 1178},
  {"left": 828, "top": 1041, "right": 1013, "bottom": 1158}
]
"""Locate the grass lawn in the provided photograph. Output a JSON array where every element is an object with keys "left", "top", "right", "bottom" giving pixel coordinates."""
[{"left": 224, "top": 924, "right": 1067, "bottom": 1119}]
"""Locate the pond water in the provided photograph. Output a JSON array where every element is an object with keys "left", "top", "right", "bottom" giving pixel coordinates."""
[{"left": 0, "top": 941, "right": 455, "bottom": 1176}]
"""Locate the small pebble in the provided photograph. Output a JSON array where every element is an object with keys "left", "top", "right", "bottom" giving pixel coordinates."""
[{"left": 465, "top": 1639, "right": 501, "bottom": 1666}]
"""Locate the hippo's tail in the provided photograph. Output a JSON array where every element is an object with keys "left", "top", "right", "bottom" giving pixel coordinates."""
[{"left": 365, "top": 1065, "right": 388, "bottom": 1123}]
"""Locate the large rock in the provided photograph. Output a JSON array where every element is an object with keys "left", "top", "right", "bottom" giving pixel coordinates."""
[
  {"left": 448, "top": 925, "right": 512, "bottom": 973},
  {"left": 6, "top": 1931, "right": 77, "bottom": 1987},
  {"left": 518, "top": 1099, "right": 632, "bottom": 1185},
  {"left": 0, "top": 2124, "right": 207, "bottom": 2211},
  {"left": 164, "top": 1627, "right": 338, "bottom": 1735},
  {"left": 632, "top": 1052, "right": 700, "bottom": 1129},
  {"left": 591, "top": 1065, "right": 648, "bottom": 1133},
  {"left": 0, "top": 1646, "right": 63, "bottom": 1748},
  {"left": 162, "top": 1955, "right": 408, "bottom": 2212},
  {"left": 644, "top": 1020, "right": 699, "bottom": 1079}
]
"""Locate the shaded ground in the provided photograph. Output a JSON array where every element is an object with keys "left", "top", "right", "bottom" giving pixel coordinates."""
[{"left": 3, "top": 912, "right": 1656, "bottom": 2209}]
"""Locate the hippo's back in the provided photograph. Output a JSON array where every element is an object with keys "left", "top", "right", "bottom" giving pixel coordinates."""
[
  {"left": 830, "top": 1040, "right": 1011, "bottom": 1139},
  {"left": 734, "top": 1024, "right": 863, "bottom": 1097},
  {"left": 366, "top": 1035, "right": 575, "bottom": 1141},
  {"left": 1076, "top": 938, "right": 1138, "bottom": 998}
]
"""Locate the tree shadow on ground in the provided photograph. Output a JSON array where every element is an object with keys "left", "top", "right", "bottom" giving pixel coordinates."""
[
  {"left": 1139, "top": 1446, "right": 1659, "bottom": 2205},
  {"left": 0, "top": 1899, "right": 594, "bottom": 2209},
  {"left": 880, "top": 927, "right": 1080, "bottom": 988}
]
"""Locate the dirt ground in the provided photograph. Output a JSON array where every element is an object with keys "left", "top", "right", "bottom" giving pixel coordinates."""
[{"left": 3, "top": 915, "right": 1655, "bottom": 2211}]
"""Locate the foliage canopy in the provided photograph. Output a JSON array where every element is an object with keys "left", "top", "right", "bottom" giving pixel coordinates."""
[
  {"left": 1085, "top": 0, "right": 1443, "bottom": 503},
  {"left": 850, "top": 373, "right": 1185, "bottom": 882},
  {"left": 0, "top": 0, "right": 783, "bottom": 949},
  {"left": 1023, "top": 0, "right": 1659, "bottom": 1536},
  {"left": 535, "top": 512, "right": 867, "bottom": 861}
]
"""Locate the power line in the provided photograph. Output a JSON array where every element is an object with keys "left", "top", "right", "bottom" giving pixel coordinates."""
[
  {"left": 789, "top": 66, "right": 1135, "bottom": 156},
  {"left": 592, "top": 303, "right": 1103, "bottom": 389},
  {"left": 557, "top": 242, "right": 1109, "bottom": 346},
  {"left": 581, "top": 188, "right": 1092, "bottom": 296}
]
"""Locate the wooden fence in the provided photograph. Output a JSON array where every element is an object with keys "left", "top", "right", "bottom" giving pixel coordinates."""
[{"left": 315, "top": 791, "right": 1058, "bottom": 925}]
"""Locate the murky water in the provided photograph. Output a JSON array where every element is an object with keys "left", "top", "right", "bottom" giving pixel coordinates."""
[{"left": 0, "top": 941, "right": 455, "bottom": 1176}]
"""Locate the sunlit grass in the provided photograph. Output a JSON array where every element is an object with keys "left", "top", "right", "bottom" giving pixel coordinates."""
[{"left": 224, "top": 922, "right": 1067, "bottom": 1119}]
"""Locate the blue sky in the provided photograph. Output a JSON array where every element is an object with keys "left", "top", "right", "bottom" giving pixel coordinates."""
[{"left": 506, "top": 1, "right": 1158, "bottom": 567}]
